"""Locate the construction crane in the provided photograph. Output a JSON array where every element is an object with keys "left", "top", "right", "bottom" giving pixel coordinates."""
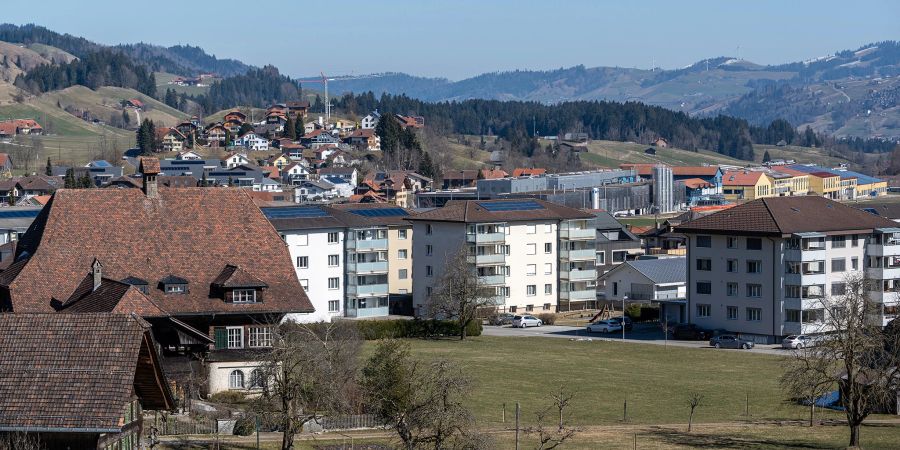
[{"left": 296, "top": 72, "right": 332, "bottom": 121}]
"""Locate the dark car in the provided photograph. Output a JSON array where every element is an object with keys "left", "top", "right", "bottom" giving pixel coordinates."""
[
  {"left": 672, "top": 324, "right": 713, "bottom": 340},
  {"left": 709, "top": 335, "right": 755, "bottom": 349},
  {"left": 610, "top": 316, "right": 633, "bottom": 331},
  {"left": 490, "top": 313, "right": 515, "bottom": 326}
]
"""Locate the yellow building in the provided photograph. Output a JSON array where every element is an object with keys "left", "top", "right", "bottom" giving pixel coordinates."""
[
  {"left": 722, "top": 170, "right": 774, "bottom": 201},
  {"left": 805, "top": 171, "right": 843, "bottom": 199},
  {"left": 388, "top": 224, "right": 413, "bottom": 296}
]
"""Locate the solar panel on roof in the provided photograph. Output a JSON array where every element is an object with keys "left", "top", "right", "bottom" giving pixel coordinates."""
[
  {"left": 477, "top": 200, "right": 544, "bottom": 212},
  {"left": 262, "top": 207, "right": 329, "bottom": 219},
  {"left": 350, "top": 207, "right": 409, "bottom": 217},
  {"left": 0, "top": 210, "right": 41, "bottom": 219}
]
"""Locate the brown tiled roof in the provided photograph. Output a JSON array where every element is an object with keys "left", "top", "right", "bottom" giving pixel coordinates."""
[
  {"left": 212, "top": 264, "right": 269, "bottom": 288},
  {"left": 407, "top": 198, "right": 593, "bottom": 223},
  {"left": 675, "top": 196, "right": 898, "bottom": 236},
  {"left": 512, "top": 168, "right": 547, "bottom": 177},
  {"left": 139, "top": 157, "right": 160, "bottom": 175},
  {"left": 58, "top": 275, "right": 167, "bottom": 317},
  {"left": 443, "top": 170, "right": 478, "bottom": 181},
  {"left": 0, "top": 313, "right": 173, "bottom": 431},
  {"left": 6, "top": 188, "right": 313, "bottom": 315},
  {"left": 480, "top": 168, "right": 508, "bottom": 179}
]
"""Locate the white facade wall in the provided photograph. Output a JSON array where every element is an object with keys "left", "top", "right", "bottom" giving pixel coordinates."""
[
  {"left": 208, "top": 361, "right": 264, "bottom": 395},
  {"left": 282, "top": 227, "right": 345, "bottom": 322}
]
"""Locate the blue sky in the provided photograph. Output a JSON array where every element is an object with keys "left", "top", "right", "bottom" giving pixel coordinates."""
[{"left": 6, "top": 0, "right": 899, "bottom": 79}]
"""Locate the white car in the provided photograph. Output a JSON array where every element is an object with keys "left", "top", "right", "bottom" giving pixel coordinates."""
[
  {"left": 512, "top": 315, "right": 543, "bottom": 328},
  {"left": 782, "top": 334, "right": 815, "bottom": 349},
  {"left": 586, "top": 320, "right": 622, "bottom": 333}
]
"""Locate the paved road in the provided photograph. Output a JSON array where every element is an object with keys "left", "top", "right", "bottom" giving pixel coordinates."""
[{"left": 482, "top": 324, "right": 789, "bottom": 356}]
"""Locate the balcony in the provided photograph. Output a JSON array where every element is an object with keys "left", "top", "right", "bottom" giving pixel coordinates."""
[
  {"left": 347, "top": 260, "right": 388, "bottom": 274},
  {"left": 346, "top": 283, "right": 389, "bottom": 297},
  {"left": 346, "top": 305, "right": 390, "bottom": 318},
  {"left": 560, "top": 268, "right": 596, "bottom": 281},
  {"left": 478, "top": 274, "right": 506, "bottom": 285},
  {"left": 559, "top": 248, "right": 596, "bottom": 261},
  {"left": 560, "top": 227, "right": 595, "bottom": 240},
  {"left": 560, "top": 289, "right": 597, "bottom": 301},
  {"left": 466, "top": 232, "right": 505, "bottom": 244},
  {"left": 350, "top": 239, "right": 389, "bottom": 252},
  {"left": 467, "top": 253, "right": 505, "bottom": 265}
]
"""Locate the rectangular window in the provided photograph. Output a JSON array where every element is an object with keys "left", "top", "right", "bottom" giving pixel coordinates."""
[
  {"left": 851, "top": 234, "right": 858, "bottom": 247},
  {"left": 612, "top": 251, "right": 627, "bottom": 263},
  {"left": 328, "top": 300, "right": 340, "bottom": 312},
  {"left": 297, "top": 256, "right": 308, "bottom": 268},
  {"left": 544, "top": 263, "right": 553, "bottom": 274},
  {"left": 527, "top": 285, "right": 536, "bottom": 296},
  {"left": 746, "top": 307, "right": 762, "bottom": 321},
  {"left": 328, "top": 277, "right": 340, "bottom": 289},
  {"left": 696, "top": 235, "right": 711, "bottom": 247},
  {"left": 746, "top": 260, "right": 762, "bottom": 273},
  {"left": 786, "top": 285, "right": 801, "bottom": 298},
  {"left": 526, "top": 305, "right": 534, "bottom": 312},
  {"left": 832, "top": 235, "right": 846, "bottom": 248},
  {"left": 746, "top": 238, "right": 762, "bottom": 250},
  {"left": 399, "top": 269, "right": 408, "bottom": 279},
  {"left": 831, "top": 258, "right": 846, "bottom": 272},
  {"left": 398, "top": 229, "right": 408, "bottom": 240},
  {"left": 232, "top": 289, "right": 257, "bottom": 303},
  {"left": 426, "top": 286, "right": 432, "bottom": 297},
  {"left": 544, "top": 303, "right": 551, "bottom": 310},
  {"left": 299, "top": 279, "right": 308, "bottom": 290},
  {"left": 249, "top": 327, "right": 272, "bottom": 348},
  {"left": 831, "top": 282, "right": 847, "bottom": 296},
  {"left": 526, "top": 243, "right": 536, "bottom": 255},
  {"left": 426, "top": 224, "right": 433, "bottom": 235},
  {"left": 727, "top": 282, "right": 738, "bottom": 296},
  {"left": 426, "top": 245, "right": 433, "bottom": 256},
  {"left": 852, "top": 257, "right": 859, "bottom": 270},
  {"left": 785, "top": 309, "right": 801, "bottom": 323},
  {"left": 802, "top": 309, "right": 823, "bottom": 323},
  {"left": 696, "top": 258, "right": 712, "bottom": 271},
  {"left": 727, "top": 306, "right": 739, "bottom": 320},
  {"left": 503, "top": 245, "right": 511, "bottom": 255},
  {"left": 398, "top": 249, "right": 408, "bottom": 260},
  {"left": 502, "top": 286, "right": 510, "bottom": 297},
  {"left": 327, "top": 232, "right": 339, "bottom": 243},
  {"left": 696, "top": 281, "right": 711, "bottom": 295},
  {"left": 544, "top": 243, "right": 552, "bottom": 253},
  {"left": 726, "top": 259, "right": 738, "bottom": 273},
  {"left": 328, "top": 254, "right": 339, "bottom": 266},
  {"left": 726, "top": 236, "right": 738, "bottom": 249},
  {"left": 696, "top": 304, "right": 711, "bottom": 317},
  {"left": 227, "top": 327, "right": 244, "bottom": 349},
  {"left": 509, "top": 305, "right": 516, "bottom": 313},
  {"left": 597, "top": 251, "right": 606, "bottom": 265},
  {"left": 526, "top": 264, "right": 537, "bottom": 276},
  {"left": 527, "top": 224, "right": 537, "bottom": 234},
  {"left": 786, "top": 261, "right": 801, "bottom": 274},
  {"left": 544, "top": 284, "right": 552, "bottom": 294},
  {"left": 166, "top": 284, "right": 185, "bottom": 294},
  {"left": 746, "top": 284, "right": 762, "bottom": 298},
  {"left": 426, "top": 265, "right": 433, "bottom": 277}
]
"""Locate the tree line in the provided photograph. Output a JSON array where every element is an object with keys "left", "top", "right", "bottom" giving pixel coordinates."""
[{"left": 14, "top": 50, "right": 156, "bottom": 96}]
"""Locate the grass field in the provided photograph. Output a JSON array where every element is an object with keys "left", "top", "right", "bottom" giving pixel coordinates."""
[{"left": 579, "top": 140, "right": 747, "bottom": 168}]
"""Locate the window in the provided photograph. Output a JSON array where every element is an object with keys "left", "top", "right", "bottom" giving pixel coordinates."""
[
  {"left": 696, "top": 281, "right": 711, "bottom": 295},
  {"left": 426, "top": 265, "right": 433, "bottom": 277},
  {"left": 509, "top": 305, "right": 517, "bottom": 313},
  {"left": 297, "top": 256, "right": 308, "bottom": 268},
  {"left": 544, "top": 243, "right": 552, "bottom": 253},
  {"left": 527, "top": 224, "right": 537, "bottom": 234},
  {"left": 232, "top": 289, "right": 257, "bottom": 303},
  {"left": 746, "top": 260, "right": 762, "bottom": 273},
  {"left": 803, "top": 309, "right": 823, "bottom": 323},
  {"left": 426, "top": 245, "right": 433, "bottom": 256},
  {"left": 398, "top": 229, "right": 408, "bottom": 240},
  {"left": 328, "top": 300, "right": 340, "bottom": 312},
  {"left": 527, "top": 285, "right": 537, "bottom": 296},
  {"left": 398, "top": 269, "right": 408, "bottom": 279},
  {"left": 544, "top": 263, "right": 553, "bottom": 274},
  {"left": 503, "top": 245, "right": 511, "bottom": 255},
  {"left": 229, "top": 370, "right": 245, "bottom": 389},
  {"left": 426, "top": 286, "right": 432, "bottom": 297},
  {"left": 327, "top": 232, "right": 339, "bottom": 243},
  {"left": 426, "top": 224, "right": 433, "bottom": 235},
  {"left": 501, "top": 286, "right": 510, "bottom": 297},
  {"left": 786, "top": 261, "right": 801, "bottom": 274},
  {"left": 613, "top": 282, "right": 618, "bottom": 296},
  {"left": 831, "top": 282, "right": 847, "bottom": 296},
  {"left": 597, "top": 252, "right": 606, "bottom": 265},
  {"left": 785, "top": 309, "right": 801, "bottom": 323},
  {"left": 726, "top": 259, "right": 738, "bottom": 273},
  {"left": 727, "top": 282, "right": 738, "bottom": 296},
  {"left": 249, "top": 327, "right": 272, "bottom": 347},
  {"left": 832, "top": 235, "right": 846, "bottom": 248},
  {"left": 746, "top": 307, "right": 762, "bottom": 321},
  {"left": 166, "top": 284, "right": 186, "bottom": 294},
  {"left": 851, "top": 234, "right": 859, "bottom": 247},
  {"left": 227, "top": 327, "right": 244, "bottom": 349},
  {"left": 397, "top": 249, "right": 408, "bottom": 260},
  {"left": 526, "top": 305, "right": 534, "bottom": 312},
  {"left": 832, "top": 258, "right": 846, "bottom": 272},
  {"left": 696, "top": 304, "right": 711, "bottom": 317},
  {"left": 746, "top": 238, "right": 762, "bottom": 250},
  {"left": 696, "top": 258, "right": 712, "bottom": 271},
  {"left": 299, "top": 279, "right": 309, "bottom": 290},
  {"left": 786, "top": 285, "right": 801, "bottom": 298},
  {"left": 612, "top": 251, "right": 627, "bottom": 263},
  {"left": 852, "top": 257, "right": 859, "bottom": 270},
  {"left": 526, "top": 243, "right": 537, "bottom": 255},
  {"left": 544, "top": 303, "right": 552, "bottom": 310},
  {"left": 746, "top": 284, "right": 762, "bottom": 298},
  {"left": 526, "top": 264, "right": 537, "bottom": 276},
  {"left": 727, "top": 306, "right": 739, "bottom": 320},
  {"left": 503, "top": 266, "right": 511, "bottom": 276},
  {"left": 328, "top": 277, "right": 340, "bottom": 289},
  {"left": 726, "top": 236, "right": 738, "bottom": 249},
  {"left": 545, "top": 284, "right": 552, "bottom": 294},
  {"left": 328, "top": 254, "right": 340, "bottom": 266},
  {"left": 697, "top": 235, "right": 711, "bottom": 247}
]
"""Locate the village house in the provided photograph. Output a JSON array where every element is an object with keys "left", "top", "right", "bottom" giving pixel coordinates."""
[
  {"left": 0, "top": 119, "right": 43, "bottom": 137},
  {"left": 317, "top": 166, "right": 358, "bottom": 187},
  {"left": 442, "top": 170, "right": 479, "bottom": 189},
  {"left": 294, "top": 179, "right": 339, "bottom": 202},
  {"left": 205, "top": 123, "right": 228, "bottom": 147},
  {"left": 282, "top": 162, "right": 312, "bottom": 186},
  {"left": 157, "top": 127, "right": 187, "bottom": 153},
  {"left": 223, "top": 152, "right": 252, "bottom": 169},
  {"left": 0, "top": 153, "right": 12, "bottom": 173},
  {"left": 344, "top": 128, "right": 381, "bottom": 151},
  {"left": 234, "top": 132, "right": 270, "bottom": 151},
  {"left": 223, "top": 110, "right": 247, "bottom": 123},
  {"left": 176, "top": 150, "right": 203, "bottom": 160},
  {"left": 361, "top": 111, "right": 381, "bottom": 129}
]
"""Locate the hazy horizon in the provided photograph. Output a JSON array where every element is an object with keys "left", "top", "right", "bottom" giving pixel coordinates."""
[{"left": 4, "top": 0, "right": 899, "bottom": 80}]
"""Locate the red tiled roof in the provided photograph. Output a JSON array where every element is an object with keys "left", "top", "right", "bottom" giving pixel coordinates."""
[
  {"left": 139, "top": 157, "right": 160, "bottom": 174},
  {"left": 512, "top": 168, "right": 547, "bottom": 177},
  {"left": 722, "top": 170, "right": 765, "bottom": 186},
  {"left": 682, "top": 177, "right": 713, "bottom": 189},
  {"left": 480, "top": 168, "right": 508, "bottom": 179}
]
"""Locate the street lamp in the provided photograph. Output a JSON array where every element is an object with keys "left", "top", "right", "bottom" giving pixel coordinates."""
[{"left": 622, "top": 295, "right": 628, "bottom": 340}]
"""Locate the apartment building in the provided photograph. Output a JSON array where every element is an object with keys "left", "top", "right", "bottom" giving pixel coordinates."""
[
  {"left": 676, "top": 196, "right": 900, "bottom": 343},
  {"left": 408, "top": 199, "right": 596, "bottom": 315}
]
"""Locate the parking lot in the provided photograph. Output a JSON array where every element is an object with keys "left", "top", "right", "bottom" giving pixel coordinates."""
[{"left": 482, "top": 323, "right": 787, "bottom": 355}]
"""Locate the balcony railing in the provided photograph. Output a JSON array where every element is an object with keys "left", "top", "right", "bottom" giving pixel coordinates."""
[
  {"left": 467, "top": 253, "right": 506, "bottom": 265},
  {"left": 560, "top": 289, "right": 597, "bottom": 301},
  {"left": 466, "top": 232, "right": 505, "bottom": 244},
  {"left": 478, "top": 274, "right": 506, "bottom": 285},
  {"left": 560, "top": 227, "right": 595, "bottom": 240},
  {"left": 347, "top": 260, "right": 388, "bottom": 274},
  {"left": 350, "top": 239, "right": 389, "bottom": 251},
  {"left": 560, "top": 269, "right": 597, "bottom": 281},
  {"left": 346, "top": 284, "right": 389, "bottom": 297},
  {"left": 559, "top": 248, "right": 596, "bottom": 261}
]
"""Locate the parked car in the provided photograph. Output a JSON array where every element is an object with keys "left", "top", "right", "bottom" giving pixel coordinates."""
[
  {"left": 586, "top": 319, "right": 622, "bottom": 333},
  {"left": 709, "top": 335, "right": 755, "bottom": 349},
  {"left": 490, "top": 313, "right": 515, "bottom": 326},
  {"left": 610, "top": 316, "right": 633, "bottom": 331},
  {"left": 782, "top": 334, "right": 815, "bottom": 349},
  {"left": 512, "top": 315, "right": 543, "bottom": 328},
  {"left": 672, "top": 324, "right": 713, "bottom": 340}
]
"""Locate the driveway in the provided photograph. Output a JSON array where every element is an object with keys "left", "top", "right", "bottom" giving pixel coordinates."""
[{"left": 482, "top": 323, "right": 788, "bottom": 356}]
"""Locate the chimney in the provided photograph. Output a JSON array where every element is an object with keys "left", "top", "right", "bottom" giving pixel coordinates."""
[
  {"left": 139, "top": 157, "right": 161, "bottom": 198},
  {"left": 91, "top": 258, "right": 103, "bottom": 291}
]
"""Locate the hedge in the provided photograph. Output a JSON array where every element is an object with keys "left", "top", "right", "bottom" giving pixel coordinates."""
[{"left": 355, "top": 319, "right": 482, "bottom": 340}]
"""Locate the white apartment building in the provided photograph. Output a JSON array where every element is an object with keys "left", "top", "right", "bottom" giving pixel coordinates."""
[
  {"left": 677, "top": 196, "right": 900, "bottom": 343},
  {"left": 408, "top": 199, "right": 596, "bottom": 315}
]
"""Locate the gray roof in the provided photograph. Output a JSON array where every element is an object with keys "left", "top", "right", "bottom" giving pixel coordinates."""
[{"left": 626, "top": 257, "right": 685, "bottom": 284}]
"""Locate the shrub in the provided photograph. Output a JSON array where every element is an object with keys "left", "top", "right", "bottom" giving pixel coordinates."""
[
  {"left": 209, "top": 390, "right": 247, "bottom": 405},
  {"left": 537, "top": 313, "right": 556, "bottom": 325},
  {"left": 233, "top": 417, "right": 256, "bottom": 436},
  {"left": 625, "top": 303, "right": 642, "bottom": 320},
  {"left": 354, "top": 319, "right": 482, "bottom": 340}
]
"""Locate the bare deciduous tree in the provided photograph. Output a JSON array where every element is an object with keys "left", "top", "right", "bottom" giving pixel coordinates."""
[
  {"left": 782, "top": 273, "right": 900, "bottom": 447},
  {"left": 525, "top": 387, "right": 580, "bottom": 450},
  {"left": 0, "top": 432, "right": 43, "bottom": 450},
  {"left": 426, "top": 245, "right": 498, "bottom": 340},
  {"left": 687, "top": 393, "right": 703, "bottom": 432},
  {"left": 253, "top": 321, "right": 362, "bottom": 450}
]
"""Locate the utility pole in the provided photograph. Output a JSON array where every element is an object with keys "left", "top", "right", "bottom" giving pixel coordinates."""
[{"left": 515, "top": 402, "right": 520, "bottom": 450}]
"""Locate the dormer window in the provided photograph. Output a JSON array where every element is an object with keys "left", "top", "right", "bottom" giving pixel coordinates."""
[
  {"left": 212, "top": 264, "right": 268, "bottom": 304},
  {"left": 232, "top": 289, "right": 257, "bottom": 303},
  {"left": 166, "top": 284, "right": 186, "bottom": 294},
  {"left": 121, "top": 277, "right": 150, "bottom": 294},
  {"left": 159, "top": 275, "right": 189, "bottom": 294}
]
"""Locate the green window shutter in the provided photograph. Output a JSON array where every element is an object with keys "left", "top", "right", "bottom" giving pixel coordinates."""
[{"left": 214, "top": 327, "right": 227, "bottom": 350}]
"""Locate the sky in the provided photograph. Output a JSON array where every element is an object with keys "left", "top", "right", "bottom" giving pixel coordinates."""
[{"left": 5, "top": 0, "right": 899, "bottom": 80}]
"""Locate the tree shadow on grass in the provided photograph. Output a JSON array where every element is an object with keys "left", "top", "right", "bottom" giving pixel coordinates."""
[{"left": 642, "top": 426, "right": 833, "bottom": 449}]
